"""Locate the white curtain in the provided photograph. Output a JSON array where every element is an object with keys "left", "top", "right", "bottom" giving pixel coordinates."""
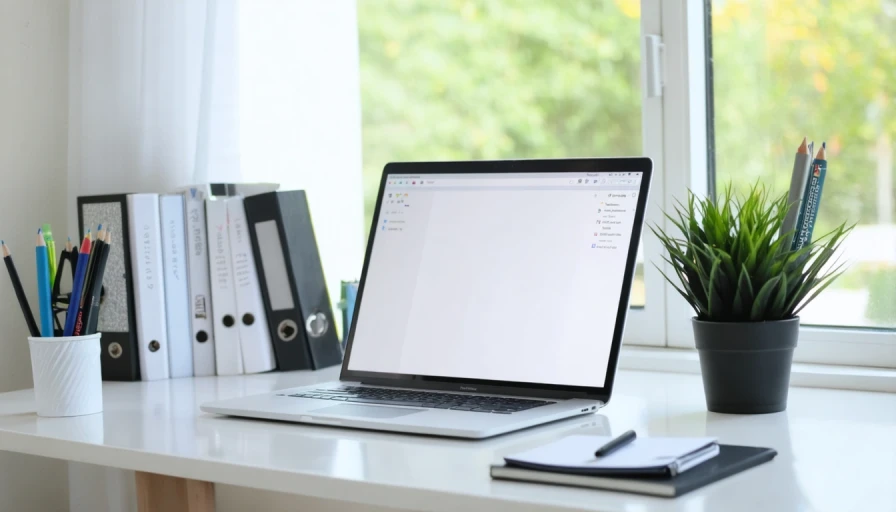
[
  {"left": 66, "top": 1, "right": 364, "bottom": 510},
  {"left": 67, "top": 0, "right": 239, "bottom": 225}
]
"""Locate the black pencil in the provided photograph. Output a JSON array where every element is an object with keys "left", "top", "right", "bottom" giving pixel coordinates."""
[
  {"left": 84, "top": 228, "right": 112, "bottom": 335},
  {"left": 68, "top": 236, "right": 79, "bottom": 277},
  {"left": 2, "top": 241, "right": 41, "bottom": 337}
]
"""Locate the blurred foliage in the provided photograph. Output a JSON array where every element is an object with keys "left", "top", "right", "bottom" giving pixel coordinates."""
[
  {"left": 711, "top": 0, "right": 896, "bottom": 236},
  {"left": 357, "top": 0, "right": 895, "bottom": 324},
  {"left": 358, "top": 0, "right": 641, "bottom": 226}
]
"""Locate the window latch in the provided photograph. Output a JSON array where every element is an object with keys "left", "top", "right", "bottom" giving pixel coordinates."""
[{"left": 644, "top": 34, "right": 664, "bottom": 98}]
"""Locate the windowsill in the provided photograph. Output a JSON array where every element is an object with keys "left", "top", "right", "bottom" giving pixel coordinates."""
[{"left": 618, "top": 346, "right": 896, "bottom": 393}]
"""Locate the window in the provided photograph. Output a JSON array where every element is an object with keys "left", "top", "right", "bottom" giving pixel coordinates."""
[
  {"left": 350, "top": 0, "right": 894, "bottom": 369},
  {"left": 357, "top": 0, "right": 651, "bottom": 308},
  {"left": 710, "top": 0, "right": 896, "bottom": 329}
]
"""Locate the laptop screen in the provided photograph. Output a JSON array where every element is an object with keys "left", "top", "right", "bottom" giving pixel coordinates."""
[{"left": 346, "top": 170, "right": 644, "bottom": 389}]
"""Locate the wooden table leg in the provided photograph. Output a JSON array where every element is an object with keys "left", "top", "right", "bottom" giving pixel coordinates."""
[{"left": 135, "top": 471, "right": 215, "bottom": 512}]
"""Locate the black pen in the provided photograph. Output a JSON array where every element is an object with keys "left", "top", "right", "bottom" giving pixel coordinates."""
[{"left": 595, "top": 430, "right": 637, "bottom": 457}]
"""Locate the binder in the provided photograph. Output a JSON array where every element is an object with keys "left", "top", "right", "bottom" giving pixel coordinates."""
[
  {"left": 183, "top": 187, "right": 216, "bottom": 377},
  {"left": 206, "top": 198, "right": 244, "bottom": 375},
  {"left": 127, "top": 194, "right": 170, "bottom": 381},
  {"left": 244, "top": 190, "right": 343, "bottom": 370},
  {"left": 159, "top": 194, "right": 194, "bottom": 378},
  {"left": 77, "top": 194, "right": 141, "bottom": 381},
  {"left": 226, "top": 197, "right": 276, "bottom": 374}
]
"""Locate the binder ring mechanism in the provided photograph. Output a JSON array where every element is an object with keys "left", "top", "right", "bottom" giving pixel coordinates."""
[{"left": 305, "top": 313, "right": 329, "bottom": 338}]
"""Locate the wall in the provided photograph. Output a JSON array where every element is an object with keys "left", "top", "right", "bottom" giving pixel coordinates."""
[{"left": 0, "top": 0, "right": 72, "bottom": 510}]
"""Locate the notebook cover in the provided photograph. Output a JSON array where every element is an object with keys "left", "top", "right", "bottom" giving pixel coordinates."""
[
  {"left": 491, "top": 444, "right": 777, "bottom": 498},
  {"left": 78, "top": 194, "right": 141, "bottom": 381}
]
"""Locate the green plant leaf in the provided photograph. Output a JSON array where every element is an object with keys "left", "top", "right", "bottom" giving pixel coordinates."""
[
  {"left": 750, "top": 275, "right": 781, "bottom": 321},
  {"left": 732, "top": 265, "right": 754, "bottom": 319}
]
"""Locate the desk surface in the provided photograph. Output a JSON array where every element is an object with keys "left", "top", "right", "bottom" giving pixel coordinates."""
[{"left": 0, "top": 368, "right": 893, "bottom": 512}]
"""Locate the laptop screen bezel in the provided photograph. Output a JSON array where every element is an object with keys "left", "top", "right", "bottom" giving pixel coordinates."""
[{"left": 339, "top": 158, "right": 653, "bottom": 402}]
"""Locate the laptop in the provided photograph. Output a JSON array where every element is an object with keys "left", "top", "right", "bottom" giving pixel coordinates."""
[{"left": 201, "top": 158, "right": 652, "bottom": 439}]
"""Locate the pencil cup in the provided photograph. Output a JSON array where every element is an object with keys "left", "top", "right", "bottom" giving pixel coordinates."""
[{"left": 28, "top": 334, "right": 103, "bottom": 417}]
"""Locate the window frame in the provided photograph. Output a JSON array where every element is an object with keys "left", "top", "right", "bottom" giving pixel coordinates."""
[{"left": 655, "top": 0, "right": 896, "bottom": 368}]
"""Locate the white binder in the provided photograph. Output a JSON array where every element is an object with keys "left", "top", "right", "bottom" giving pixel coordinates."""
[
  {"left": 183, "top": 188, "right": 216, "bottom": 376},
  {"left": 225, "top": 197, "right": 276, "bottom": 374},
  {"left": 206, "top": 198, "right": 244, "bottom": 375},
  {"left": 127, "top": 193, "right": 170, "bottom": 381},
  {"left": 159, "top": 194, "right": 194, "bottom": 378}
]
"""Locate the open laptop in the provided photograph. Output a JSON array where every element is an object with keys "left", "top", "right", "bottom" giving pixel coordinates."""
[{"left": 201, "top": 158, "right": 652, "bottom": 438}]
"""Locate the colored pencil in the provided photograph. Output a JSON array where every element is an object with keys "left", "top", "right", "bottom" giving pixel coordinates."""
[
  {"left": 74, "top": 226, "right": 105, "bottom": 336},
  {"left": 781, "top": 137, "right": 812, "bottom": 243},
  {"left": 792, "top": 143, "right": 828, "bottom": 251},
  {"left": 63, "top": 234, "right": 92, "bottom": 336},
  {"left": 84, "top": 228, "right": 112, "bottom": 335},
  {"left": 35, "top": 230, "right": 55, "bottom": 337},
  {"left": 43, "top": 224, "right": 57, "bottom": 286},
  {"left": 2, "top": 241, "right": 40, "bottom": 337}
]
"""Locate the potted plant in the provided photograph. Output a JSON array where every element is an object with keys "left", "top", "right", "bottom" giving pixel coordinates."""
[{"left": 651, "top": 184, "right": 851, "bottom": 414}]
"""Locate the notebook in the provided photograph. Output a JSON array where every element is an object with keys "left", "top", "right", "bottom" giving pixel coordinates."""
[
  {"left": 491, "top": 444, "right": 777, "bottom": 498},
  {"left": 504, "top": 435, "right": 719, "bottom": 477}
]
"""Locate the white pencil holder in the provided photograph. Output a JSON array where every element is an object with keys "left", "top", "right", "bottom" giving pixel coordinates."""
[{"left": 28, "top": 334, "right": 103, "bottom": 417}]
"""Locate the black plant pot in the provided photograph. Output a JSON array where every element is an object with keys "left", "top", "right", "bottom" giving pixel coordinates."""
[{"left": 692, "top": 317, "right": 799, "bottom": 414}]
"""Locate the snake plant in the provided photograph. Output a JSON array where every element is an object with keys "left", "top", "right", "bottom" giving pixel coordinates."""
[{"left": 650, "top": 183, "right": 852, "bottom": 322}]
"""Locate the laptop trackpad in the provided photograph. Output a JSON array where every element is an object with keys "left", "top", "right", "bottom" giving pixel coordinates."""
[{"left": 310, "top": 404, "right": 424, "bottom": 419}]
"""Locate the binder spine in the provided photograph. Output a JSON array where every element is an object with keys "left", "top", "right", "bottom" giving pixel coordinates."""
[
  {"left": 244, "top": 196, "right": 313, "bottom": 371},
  {"left": 78, "top": 195, "right": 140, "bottom": 381},
  {"left": 226, "top": 197, "right": 276, "bottom": 374},
  {"left": 281, "top": 192, "right": 344, "bottom": 370},
  {"left": 206, "top": 199, "right": 244, "bottom": 375},
  {"left": 127, "top": 194, "right": 170, "bottom": 381},
  {"left": 184, "top": 188, "right": 216, "bottom": 376},
  {"left": 160, "top": 195, "right": 194, "bottom": 378}
]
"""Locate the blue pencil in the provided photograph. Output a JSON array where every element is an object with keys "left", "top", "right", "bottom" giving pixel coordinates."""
[
  {"left": 63, "top": 233, "right": 92, "bottom": 336},
  {"left": 791, "top": 143, "right": 828, "bottom": 251},
  {"left": 35, "top": 230, "right": 54, "bottom": 337}
]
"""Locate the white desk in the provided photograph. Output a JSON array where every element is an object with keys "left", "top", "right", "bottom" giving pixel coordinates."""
[{"left": 0, "top": 367, "right": 893, "bottom": 512}]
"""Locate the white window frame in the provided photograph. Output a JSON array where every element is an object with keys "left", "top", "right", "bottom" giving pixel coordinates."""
[
  {"left": 622, "top": 0, "right": 667, "bottom": 348},
  {"left": 655, "top": 0, "right": 896, "bottom": 368},
  {"left": 267, "top": 1, "right": 894, "bottom": 373}
]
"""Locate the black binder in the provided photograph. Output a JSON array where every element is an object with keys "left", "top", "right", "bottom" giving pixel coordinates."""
[
  {"left": 244, "top": 190, "right": 344, "bottom": 371},
  {"left": 77, "top": 194, "right": 141, "bottom": 381}
]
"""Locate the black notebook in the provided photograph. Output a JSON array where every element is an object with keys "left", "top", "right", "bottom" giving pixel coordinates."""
[{"left": 490, "top": 444, "right": 777, "bottom": 498}]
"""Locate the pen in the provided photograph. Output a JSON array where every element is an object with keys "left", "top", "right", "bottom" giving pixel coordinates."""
[
  {"left": 595, "top": 430, "right": 637, "bottom": 457},
  {"left": 2, "top": 241, "right": 41, "bottom": 337}
]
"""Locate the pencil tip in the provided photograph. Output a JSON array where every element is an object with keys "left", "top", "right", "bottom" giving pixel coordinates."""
[
  {"left": 37, "top": 228, "right": 42, "bottom": 235},
  {"left": 97, "top": 224, "right": 102, "bottom": 230},
  {"left": 822, "top": 141, "right": 826, "bottom": 149}
]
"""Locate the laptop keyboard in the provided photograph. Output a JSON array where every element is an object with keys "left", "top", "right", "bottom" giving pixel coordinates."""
[{"left": 284, "top": 386, "right": 555, "bottom": 414}]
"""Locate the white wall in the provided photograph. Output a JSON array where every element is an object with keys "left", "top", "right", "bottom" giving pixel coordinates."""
[{"left": 0, "top": 0, "right": 72, "bottom": 510}]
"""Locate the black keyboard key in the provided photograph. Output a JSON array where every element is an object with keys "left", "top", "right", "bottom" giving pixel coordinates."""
[
  {"left": 450, "top": 406, "right": 473, "bottom": 411},
  {"left": 472, "top": 408, "right": 495, "bottom": 412}
]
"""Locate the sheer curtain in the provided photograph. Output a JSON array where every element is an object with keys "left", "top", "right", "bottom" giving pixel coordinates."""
[{"left": 66, "top": 1, "right": 363, "bottom": 510}]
